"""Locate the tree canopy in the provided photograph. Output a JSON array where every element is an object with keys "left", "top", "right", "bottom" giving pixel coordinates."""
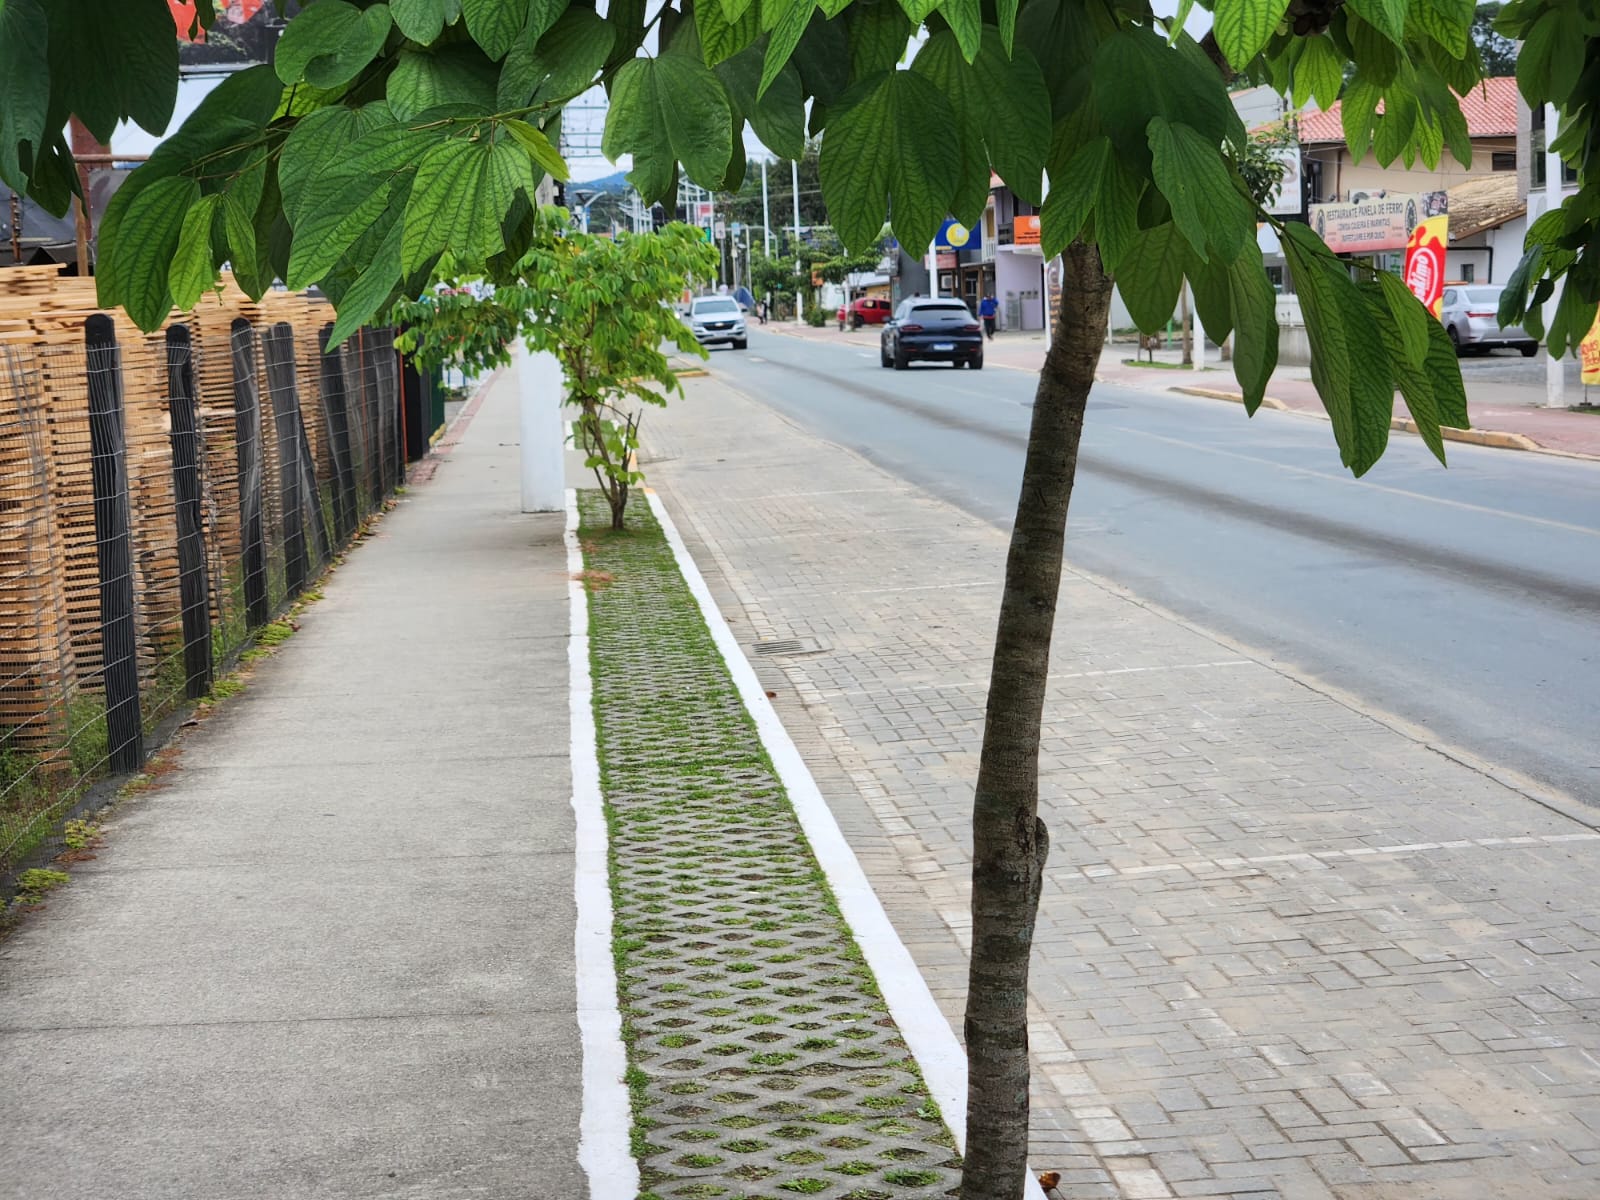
[{"left": 0, "top": 0, "right": 1592, "bottom": 451}]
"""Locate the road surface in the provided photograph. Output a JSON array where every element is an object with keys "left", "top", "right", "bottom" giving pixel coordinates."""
[{"left": 693, "top": 328, "right": 1600, "bottom": 804}]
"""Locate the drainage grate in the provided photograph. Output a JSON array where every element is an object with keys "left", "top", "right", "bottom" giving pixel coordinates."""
[{"left": 750, "top": 638, "right": 824, "bottom": 656}]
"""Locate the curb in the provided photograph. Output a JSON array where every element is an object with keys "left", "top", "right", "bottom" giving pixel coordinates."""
[{"left": 1168, "top": 385, "right": 1600, "bottom": 461}]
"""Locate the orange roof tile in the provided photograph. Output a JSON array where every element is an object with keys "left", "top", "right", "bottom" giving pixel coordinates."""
[{"left": 1284, "top": 76, "right": 1520, "bottom": 145}]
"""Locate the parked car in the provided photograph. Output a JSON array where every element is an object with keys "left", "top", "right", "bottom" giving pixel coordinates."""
[
  {"left": 880, "top": 298, "right": 984, "bottom": 370},
  {"left": 685, "top": 295, "right": 748, "bottom": 349},
  {"left": 837, "top": 297, "right": 893, "bottom": 329},
  {"left": 1441, "top": 285, "right": 1538, "bottom": 356}
]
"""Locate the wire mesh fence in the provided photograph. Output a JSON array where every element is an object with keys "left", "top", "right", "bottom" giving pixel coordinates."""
[{"left": 0, "top": 286, "right": 407, "bottom": 897}]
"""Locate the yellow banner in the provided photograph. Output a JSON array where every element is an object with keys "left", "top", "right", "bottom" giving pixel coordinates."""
[
  {"left": 1580, "top": 311, "right": 1600, "bottom": 385},
  {"left": 1403, "top": 215, "right": 1449, "bottom": 319}
]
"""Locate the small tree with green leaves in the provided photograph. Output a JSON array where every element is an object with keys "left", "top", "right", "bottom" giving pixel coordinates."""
[{"left": 395, "top": 217, "right": 716, "bottom": 531}]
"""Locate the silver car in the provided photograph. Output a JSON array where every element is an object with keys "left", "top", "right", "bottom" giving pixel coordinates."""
[
  {"left": 686, "top": 296, "right": 747, "bottom": 350},
  {"left": 1441, "top": 285, "right": 1538, "bottom": 357}
]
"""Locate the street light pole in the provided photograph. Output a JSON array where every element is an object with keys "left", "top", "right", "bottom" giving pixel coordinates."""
[
  {"left": 762, "top": 158, "right": 773, "bottom": 257},
  {"left": 792, "top": 158, "right": 803, "bottom": 323}
]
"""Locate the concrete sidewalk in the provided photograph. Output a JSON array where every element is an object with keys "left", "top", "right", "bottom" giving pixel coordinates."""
[
  {"left": 764, "top": 320, "right": 1600, "bottom": 457},
  {"left": 0, "top": 373, "right": 583, "bottom": 1199}
]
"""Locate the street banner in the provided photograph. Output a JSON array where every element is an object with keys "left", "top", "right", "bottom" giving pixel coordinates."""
[
  {"left": 1013, "top": 215, "right": 1040, "bottom": 246},
  {"left": 1580, "top": 312, "right": 1600, "bottom": 384},
  {"left": 1310, "top": 190, "right": 1447, "bottom": 254},
  {"left": 1403, "top": 214, "right": 1449, "bottom": 318}
]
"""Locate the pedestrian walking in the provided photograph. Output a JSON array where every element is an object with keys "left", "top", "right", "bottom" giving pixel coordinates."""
[{"left": 978, "top": 292, "right": 998, "bottom": 340}]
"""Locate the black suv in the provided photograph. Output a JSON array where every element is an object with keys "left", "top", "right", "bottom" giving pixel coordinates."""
[{"left": 880, "top": 298, "right": 984, "bottom": 370}]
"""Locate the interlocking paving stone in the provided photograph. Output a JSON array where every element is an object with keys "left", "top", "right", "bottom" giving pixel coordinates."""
[
  {"left": 642, "top": 374, "right": 1600, "bottom": 1197},
  {"left": 578, "top": 493, "right": 960, "bottom": 1200}
]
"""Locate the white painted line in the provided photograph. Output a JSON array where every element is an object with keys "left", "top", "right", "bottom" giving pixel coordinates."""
[
  {"left": 565, "top": 488, "right": 639, "bottom": 1200},
  {"left": 646, "top": 489, "right": 1046, "bottom": 1200}
]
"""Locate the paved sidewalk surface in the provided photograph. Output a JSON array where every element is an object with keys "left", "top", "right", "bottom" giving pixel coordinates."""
[
  {"left": 0, "top": 375, "right": 582, "bottom": 1199},
  {"left": 647, "top": 369, "right": 1600, "bottom": 1199},
  {"left": 766, "top": 321, "right": 1600, "bottom": 457}
]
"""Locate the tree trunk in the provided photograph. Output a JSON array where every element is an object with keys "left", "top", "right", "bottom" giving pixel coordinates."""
[{"left": 960, "top": 240, "right": 1114, "bottom": 1200}]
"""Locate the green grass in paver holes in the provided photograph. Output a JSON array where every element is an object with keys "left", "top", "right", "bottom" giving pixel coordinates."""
[{"left": 578, "top": 492, "right": 960, "bottom": 1200}]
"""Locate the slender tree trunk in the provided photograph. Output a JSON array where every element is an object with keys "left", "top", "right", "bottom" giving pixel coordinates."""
[{"left": 960, "top": 241, "right": 1114, "bottom": 1200}]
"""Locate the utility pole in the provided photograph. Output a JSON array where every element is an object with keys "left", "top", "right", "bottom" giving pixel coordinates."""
[
  {"left": 1544, "top": 102, "right": 1566, "bottom": 409},
  {"left": 761, "top": 159, "right": 773, "bottom": 257},
  {"left": 792, "top": 158, "right": 803, "bottom": 323},
  {"left": 1179, "top": 280, "right": 1193, "bottom": 364}
]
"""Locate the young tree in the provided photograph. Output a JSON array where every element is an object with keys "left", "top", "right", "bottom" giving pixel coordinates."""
[
  {"left": 8, "top": 0, "right": 1596, "bottom": 1194},
  {"left": 392, "top": 219, "right": 718, "bottom": 529}
]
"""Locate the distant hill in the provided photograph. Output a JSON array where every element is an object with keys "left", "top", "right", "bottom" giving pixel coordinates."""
[{"left": 568, "top": 170, "right": 629, "bottom": 194}]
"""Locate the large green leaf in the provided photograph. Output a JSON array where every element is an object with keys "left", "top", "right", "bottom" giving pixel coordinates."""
[
  {"left": 169, "top": 193, "right": 224, "bottom": 312},
  {"left": 939, "top": 0, "right": 982, "bottom": 62},
  {"left": 1347, "top": 0, "right": 1407, "bottom": 44},
  {"left": 1040, "top": 137, "right": 1109, "bottom": 259},
  {"left": 1377, "top": 268, "right": 1430, "bottom": 370},
  {"left": 717, "top": 48, "right": 807, "bottom": 159},
  {"left": 1517, "top": 5, "right": 1585, "bottom": 110},
  {"left": 222, "top": 190, "right": 263, "bottom": 296},
  {"left": 1094, "top": 156, "right": 1143, "bottom": 272},
  {"left": 279, "top": 102, "right": 400, "bottom": 224},
  {"left": 387, "top": 45, "right": 498, "bottom": 119},
  {"left": 463, "top": 0, "right": 528, "bottom": 59},
  {"left": 115, "top": 176, "right": 199, "bottom": 330},
  {"left": 603, "top": 55, "right": 734, "bottom": 200},
  {"left": 1293, "top": 36, "right": 1345, "bottom": 109},
  {"left": 791, "top": 9, "right": 851, "bottom": 106},
  {"left": 275, "top": 1, "right": 394, "bottom": 89},
  {"left": 498, "top": 7, "right": 613, "bottom": 109},
  {"left": 1412, "top": 0, "right": 1471, "bottom": 56},
  {"left": 391, "top": 0, "right": 450, "bottom": 42},
  {"left": 326, "top": 214, "right": 407, "bottom": 347},
  {"left": 1213, "top": 0, "right": 1291, "bottom": 70},
  {"left": 1227, "top": 246, "right": 1278, "bottom": 413},
  {"left": 911, "top": 28, "right": 1050, "bottom": 205},
  {"left": 1282, "top": 222, "right": 1395, "bottom": 475},
  {"left": 847, "top": 0, "right": 913, "bottom": 83},
  {"left": 761, "top": 0, "right": 817, "bottom": 96},
  {"left": 45, "top": 0, "right": 178, "bottom": 142},
  {"left": 1094, "top": 29, "right": 1240, "bottom": 165},
  {"left": 504, "top": 118, "right": 569, "bottom": 180},
  {"left": 697, "top": 0, "right": 761, "bottom": 65},
  {"left": 0, "top": 0, "right": 49, "bottom": 191},
  {"left": 819, "top": 70, "right": 961, "bottom": 255},
  {"left": 1117, "top": 223, "right": 1186, "bottom": 332},
  {"left": 1340, "top": 78, "right": 1382, "bottom": 161},
  {"left": 402, "top": 131, "right": 542, "bottom": 271},
  {"left": 1019, "top": 0, "right": 1096, "bottom": 119},
  {"left": 1422, "top": 317, "right": 1468, "bottom": 428},
  {"left": 1147, "top": 117, "right": 1251, "bottom": 263}
]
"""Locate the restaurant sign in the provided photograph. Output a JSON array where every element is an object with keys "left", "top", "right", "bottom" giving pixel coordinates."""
[{"left": 1308, "top": 191, "right": 1447, "bottom": 254}]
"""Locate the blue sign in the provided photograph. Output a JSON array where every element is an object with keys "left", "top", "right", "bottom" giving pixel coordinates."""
[{"left": 934, "top": 218, "right": 982, "bottom": 251}]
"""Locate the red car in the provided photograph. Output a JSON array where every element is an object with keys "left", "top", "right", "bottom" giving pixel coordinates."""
[{"left": 836, "top": 297, "right": 893, "bottom": 329}]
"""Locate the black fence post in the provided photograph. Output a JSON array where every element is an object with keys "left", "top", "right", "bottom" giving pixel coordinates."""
[
  {"left": 264, "top": 323, "right": 329, "bottom": 577},
  {"left": 229, "top": 319, "right": 270, "bottom": 628},
  {"left": 359, "top": 329, "right": 384, "bottom": 510},
  {"left": 317, "top": 325, "right": 358, "bottom": 541},
  {"left": 84, "top": 315, "right": 144, "bottom": 773},
  {"left": 165, "top": 326, "right": 212, "bottom": 700}
]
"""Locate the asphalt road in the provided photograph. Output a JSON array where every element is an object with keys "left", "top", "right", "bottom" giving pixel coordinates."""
[{"left": 697, "top": 328, "right": 1600, "bottom": 805}]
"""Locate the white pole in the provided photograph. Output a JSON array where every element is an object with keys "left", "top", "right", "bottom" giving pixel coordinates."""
[
  {"left": 792, "top": 158, "right": 804, "bottom": 323},
  {"left": 516, "top": 344, "right": 565, "bottom": 513},
  {"left": 1194, "top": 312, "right": 1207, "bottom": 370},
  {"left": 762, "top": 159, "right": 773, "bottom": 257},
  {"left": 926, "top": 247, "right": 940, "bottom": 298},
  {"left": 1544, "top": 103, "right": 1566, "bottom": 409}
]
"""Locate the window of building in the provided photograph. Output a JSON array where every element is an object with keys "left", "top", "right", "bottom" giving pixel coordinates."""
[
  {"left": 1460, "top": 263, "right": 1475, "bottom": 282},
  {"left": 1531, "top": 107, "right": 1580, "bottom": 186},
  {"left": 1492, "top": 151, "right": 1516, "bottom": 171}
]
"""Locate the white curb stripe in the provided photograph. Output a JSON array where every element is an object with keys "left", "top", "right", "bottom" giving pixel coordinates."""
[
  {"left": 646, "top": 490, "right": 1047, "bottom": 1200},
  {"left": 566, "top": 488, "right": 638, "bottom": 1200}
]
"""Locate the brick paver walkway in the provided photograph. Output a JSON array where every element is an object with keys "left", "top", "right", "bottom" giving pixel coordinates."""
[{"left": 644, "top": 372, "right": 1600, "bottom": 1199}]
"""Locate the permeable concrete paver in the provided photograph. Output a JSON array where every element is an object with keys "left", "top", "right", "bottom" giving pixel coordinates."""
[
  {"left": 0, "top": 375, "right": 584, "bottom": 1200},
  {"left": 644, "top": 369, "right": 1600, "bottom": 1199}
]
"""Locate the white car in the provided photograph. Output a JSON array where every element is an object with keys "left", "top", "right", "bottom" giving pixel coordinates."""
[{"left": 686, "top": 296, "right": 747, "bottom": 349}]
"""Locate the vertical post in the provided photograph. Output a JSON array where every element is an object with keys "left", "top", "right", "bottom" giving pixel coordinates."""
[
  {"left": 518, "top": 344, "right": 566, "bottom": 513},
  {"left": 165, "top": 326, "right": 212, "bottom": 700},
  {"left": 762, "top": 159, "right": 773, "bottom": 257},
  {"left": 266, "top": 328, "right": 309, "bottom": 596},
  {"left": 317, "top": 324, "right": 359, "bottom": 540},
  {"left": 84, "top": 315, "right": 144, "bottom": 772},
  {"left": 229, "top": 319, "right": 270, "bottom": 628},
  {"left": 359, "top": 330, "right": 385, "bottom": 509},
  {"left": 793, "top": 158, "right": 804, "bottom": 323},
  {"left": 264, "top": 323, "right": 330, "bottom": 570},
  {"left": 1544, "top": 103, "right": 1566, "bottom": 409}
]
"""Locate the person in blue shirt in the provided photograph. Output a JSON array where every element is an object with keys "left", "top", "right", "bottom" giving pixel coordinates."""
[{"left": 978, "top": 293, "right": 998, "bottom": 340}]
